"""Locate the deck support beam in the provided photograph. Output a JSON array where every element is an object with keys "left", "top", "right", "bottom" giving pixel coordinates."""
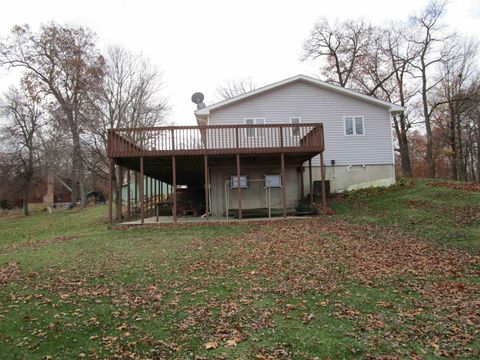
[
  {"left": 140, "top": 157, "right": 144, "bottom": 224},
  {"left": 308, "top": 159, "right": 313, "bottom": 205},
  {"left": 281, "top": 153, "right": 287, "bottom": 218},
  {"left": 150, "top": 177, "right": 153, "bottom": 217},
  {"left": 127, "top": 170, "right": 131, "bottom": 219},
  {"left": 300, "top": 166, "right": 304, "bottom": 200},
  {"left": 320, "top": 151, "right": 327, "bottom": 211},
  {"left": 236, "top": 154, "right": 242, "bottom": 219},
  {"left": 117, "top": 166, "right": 123, "bottom": 222},
  {"left": 204, "top": 155, "right": 209, "bottom": 221},
  {"left": 108, "top": 159, "right": 114, "bottom": 224},
  {"left": 172, "top": 156, "right": 177, "bottom": 223}
]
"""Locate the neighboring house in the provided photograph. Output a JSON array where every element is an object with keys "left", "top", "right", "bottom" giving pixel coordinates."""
[{"left": 107, "top": 74, "right": 403, "bottom": 223}]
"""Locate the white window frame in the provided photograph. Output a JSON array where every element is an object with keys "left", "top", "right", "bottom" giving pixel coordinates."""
[
  {"left": 244, "top": 118, "right": 266, "bottom": 138},
  {"left": 290, "top": 117, "right": 301, "bottom": 137},
  {"left": 230, "top": 175, "right": 248, "bottom": 189},
  {"left": 264, "top": 174, "right": 282, "bottom": 188},
  {"left": 344, "top": 116, "right": 365, "bottom": 136}
]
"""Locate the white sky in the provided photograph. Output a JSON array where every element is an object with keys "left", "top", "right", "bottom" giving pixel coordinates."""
[{"left": 0, "top": 0, "right": 479, "bottom": 125}]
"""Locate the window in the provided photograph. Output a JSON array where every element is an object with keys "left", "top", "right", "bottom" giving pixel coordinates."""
[
  {"left": 344, "top": 116, "right": 364, "bottom": 136},
  {"left": 230, "top": 175, "right": 248, "bottom": 189},
  {"left": 265, "top": 174, "right": 281, "bottom": 188},
  {"left": 290, "top": 117, "right": 301, "bottom": 137},
  {"left": 245, "top": 118, "right": 265, "bottom": 137}
]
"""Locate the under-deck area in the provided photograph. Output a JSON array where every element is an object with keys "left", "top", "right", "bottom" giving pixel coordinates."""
[{"left": 108, "top": 123, "right": 327, "bottom": 224}]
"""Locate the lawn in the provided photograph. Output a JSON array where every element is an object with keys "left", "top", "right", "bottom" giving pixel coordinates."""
[{"left": 0, "top": 180, "right": 479, "bottom": 359}]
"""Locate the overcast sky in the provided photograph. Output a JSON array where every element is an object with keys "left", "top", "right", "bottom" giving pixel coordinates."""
[{"left": 0, "top": 0, "right": 479, "bottom": 125}]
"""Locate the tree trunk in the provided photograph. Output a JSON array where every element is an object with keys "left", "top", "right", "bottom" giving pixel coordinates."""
[
  {"left": 22, "top": 188, "right": 29, "bottom": 216},
  {"left": 393, "top": 114, "right": 413, "bottom": 177},
  {"left": 455, "top": 117, "right": 467, "bottom": 181},
  {"left": 422, "top": 81, "right": 435, "bottom": 178},
  {"left": 448, "top": 104, "right": 458, "bottom": 180},
  {"left": 70, "top": 121, "right": 88, "bottom": 208}
]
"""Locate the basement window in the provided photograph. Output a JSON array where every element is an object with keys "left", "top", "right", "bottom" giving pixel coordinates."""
[
  {"left": 344, "top": 116, "right": 364, "bottom": 136},
  {"left": 230, "top": 175, "right": 248, "bottom": 189},
  {"left": 265, "top": 174, "right": 281, "bottom": 188}
]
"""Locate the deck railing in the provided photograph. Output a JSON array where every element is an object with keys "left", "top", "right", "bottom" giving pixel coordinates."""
[{"left": 108, "top": 123, "right": 324, "bottom": 158}]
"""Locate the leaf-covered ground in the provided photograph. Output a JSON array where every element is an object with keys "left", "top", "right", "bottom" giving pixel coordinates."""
[{"left": 0, "top": 181, "right": 479, "bottom": 359}]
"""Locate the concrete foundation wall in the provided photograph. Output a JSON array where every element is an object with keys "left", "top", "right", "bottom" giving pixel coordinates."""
[
  {"left": 303, "top": 164, "right": 395, "bottom": 193},
  {"left": 209, "top": 164, "right": 301, "bottom": 216}
]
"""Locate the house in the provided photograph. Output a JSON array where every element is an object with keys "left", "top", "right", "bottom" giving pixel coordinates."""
[{"left": 107, "top": 74, "right": 403, "bottom": 223}]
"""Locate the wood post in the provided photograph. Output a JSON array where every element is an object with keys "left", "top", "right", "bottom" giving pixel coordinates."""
[
  {"left": 204, "top": 155, "right": 209, "bottom": 220},
  {"left": 134, "top": 171, "right": 138, "bottom": 209},
  {"left": 300, "top": 166, "right": 304, "bottom": 200},
  {"left": 309, "top": 158, "right": 313, "bottom": 205},
  {"left": 140, "top": 157, "right": 144, "bottom": 224},
  {"left": 172, "top": 156, "right": 177, "bottom": 223},
  {"left": 236, "top": 154, "right": 242, "bottom": 220},
  {"left": 145, "top": 176, "right": 149, "bottom": 218},
  {"left": 127, "top": 170, "right": 131, "bottom": 219},
  {"left": 160, "top": 178, "right": 163, "bottom": 200},
  {"left": 320, "top": 151, "right": 327, "bottom": 211},
  {"left": 150, "top": 177, "right": 153, "bottom": 217},
  {"left": 281, "top": 153, "right": 287, "bottom": 218},
  {"left": 108, "top": 159, "right": 114, "bottom": 224},
  {"left": 118, "top": 166, "right": 123, "bottom": 222}
]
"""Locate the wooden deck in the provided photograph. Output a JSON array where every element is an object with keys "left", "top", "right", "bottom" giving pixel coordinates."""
[
  {"left": 107, "top": 123, "right": 327, "bottom": 224},
  {"left": 108, "top": 123, "right": 324, "bottom": 158}
]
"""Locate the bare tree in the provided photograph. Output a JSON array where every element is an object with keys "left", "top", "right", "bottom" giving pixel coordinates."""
[
  {"left": 408, "top": 0, "right": 449, "bottom": 178},
  {"left": 0, "top": 83, "right": 43, "bottom": 215},
  {"left": 437, "top": 36, "right": 479, "bottom": 180},
  {"left": 0, "top": 23, "right": 105, "bottom": 207},
  {"left": 84, "top": 46, "right": 169, "bottom": 196},
  {"left": 216, "top": 78, "right": 257, "bottom": 100},
  {"left": 302, "top": 18, "right": 372, "bottom": 87}
]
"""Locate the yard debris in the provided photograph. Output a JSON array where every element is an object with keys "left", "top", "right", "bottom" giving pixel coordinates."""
[
  {"left": 1, "top": 215, "right": 479, "bottom": 358},
  {"left": 427, "top": 181, "right": 480, "bottom": 192}
]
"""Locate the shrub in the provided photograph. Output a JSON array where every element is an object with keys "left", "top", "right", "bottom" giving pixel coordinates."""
[{"left": 345, "top": 177, "right": 415, "bottom": 200}]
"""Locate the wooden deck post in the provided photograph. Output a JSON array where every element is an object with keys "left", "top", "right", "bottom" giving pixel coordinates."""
[
  {"left": 108, "top": 159, "right": 114, "bottom": 224},
  {"left": 281, "top": 153, "right": 287, "bottom": 218},
  {"left": 117, "top": 166, "right": 123, "bottom": 222},
  {"left": 145, "top": 176, "right": 149, "bottom": 218},
  {"left": 150, "top": 177, "right": 153, "bottom": 217},
  {"left": 309, "top": 158, "right": 313, "bottom": 205},
  {"left": 172, "top": 156, "right": 177, "bottom": 223},
  {"left": 320, "top": 151, "right": 327, "bottom": 211},
  {"left": 140, "top": 157, "right": 144, "bottom": 224},
  {"left": 134, "top": 171, "right": 138, "bottom": 209},
  {"left": 300, "top": 166, "right": 304, "bottom": 200},
  {"left": 204, "top": 155, "right": 209, "bottom": 220},
  {"left": 236, "top": 154, "right": 242, "bottom": 220},
  {"left": 127, "top": 170, "right": 131, "bottom": 219}
]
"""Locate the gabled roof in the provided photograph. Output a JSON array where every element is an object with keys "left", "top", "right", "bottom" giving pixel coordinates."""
[{"left": 195, "top": 74, "right": 404, "bottom": 117}]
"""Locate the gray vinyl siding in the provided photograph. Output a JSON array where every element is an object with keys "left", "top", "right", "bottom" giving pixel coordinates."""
[{"left": 207, "top": 80, "right": 394, "bottom": 166}]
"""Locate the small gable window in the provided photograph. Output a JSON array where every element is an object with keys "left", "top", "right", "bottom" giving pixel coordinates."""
[{"left": 344, "top": 116, "right": 364, "bottom": 136}]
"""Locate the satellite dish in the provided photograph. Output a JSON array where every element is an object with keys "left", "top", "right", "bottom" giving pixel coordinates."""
[
  {"left": 191, "top": 92, "right": 206, "bottom": 110},
  {"left": 191, "top": 92, "right": 204, "bottom": 104}
]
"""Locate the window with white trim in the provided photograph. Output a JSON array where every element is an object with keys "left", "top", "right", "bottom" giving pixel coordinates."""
[
  {"left": 245, "top": 118, "right": 265, "bottom": 137},
  {"left": 264, "top": 174, "right": 281, "bottom": 188},
  {"left": 344, "top": 116, "right": 364, "bottom": 136},
  {"left": 290, "top": 117, "right": 301, "bottom": 137},
  {"left": 230, "top": 175, "right": 248, "bottom": 189}
]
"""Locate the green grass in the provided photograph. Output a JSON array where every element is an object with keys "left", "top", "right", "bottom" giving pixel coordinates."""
[
  {"left": 0, "top": 180, "right": 479, "bottom": 359},
  {"left": 330, "top": 179, "right": 480, "bottom": 251}
]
